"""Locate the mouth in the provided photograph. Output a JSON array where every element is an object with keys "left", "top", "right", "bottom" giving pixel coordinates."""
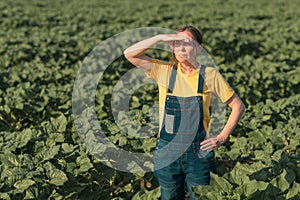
[{"left": 177, "top": 54, "right": 188, "bottom": 58}]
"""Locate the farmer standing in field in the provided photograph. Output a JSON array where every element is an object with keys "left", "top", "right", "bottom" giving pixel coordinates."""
[{"left": 124, "top": 26, "right": 245, "bottom": 200}]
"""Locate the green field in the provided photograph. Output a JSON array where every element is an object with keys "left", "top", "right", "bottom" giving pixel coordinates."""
[{"left": 0, "top": 0, "right": 299, "bottom": 199}]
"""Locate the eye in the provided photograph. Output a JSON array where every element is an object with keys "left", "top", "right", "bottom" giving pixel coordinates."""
[
  {"left": 183, "top": 41, "right": 193, "bottom": 47},
  {"left": 173, "top": 40, "right": 193, "bottom": 47},
  {"left": 173, "top": 40, "right": 181, "bottom": 47}
]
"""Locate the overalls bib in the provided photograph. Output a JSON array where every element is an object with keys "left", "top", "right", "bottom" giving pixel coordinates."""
[{"left": 154, "top": 64, "right": 216, "bottom": 200}]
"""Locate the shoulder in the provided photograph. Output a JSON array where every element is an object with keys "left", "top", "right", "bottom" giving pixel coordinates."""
[
  {"left": 202, "top": 65, "right": 218, "bottom": 79},
  {"left": 147, "top": 59, "right": 172, "bottom": 80},
  {"left": 151, "top": 59, "right": 173, "bottom": 74},
  {"left": 203, "top": 65, "right": 230, "bottom": 79}
]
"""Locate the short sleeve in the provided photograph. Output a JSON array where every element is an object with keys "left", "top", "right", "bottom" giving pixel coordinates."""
[
  {"left": 213, "top": 70, "right": 235, "bottom": 103},
  {"left": 146, "top": 59, "right": 170, "bottom": 81},
  {"left": 205, "top": 67, "right": 235, "bottom": 103}
]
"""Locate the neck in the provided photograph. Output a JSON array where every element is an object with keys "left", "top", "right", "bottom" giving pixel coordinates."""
[{"left": 180, "top": 61, "right": 199, "bottom": 74}]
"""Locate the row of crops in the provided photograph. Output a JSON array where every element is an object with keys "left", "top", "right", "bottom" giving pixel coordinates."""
[{"left": 0, "top": 0, "right": 299, "bottom": 199}]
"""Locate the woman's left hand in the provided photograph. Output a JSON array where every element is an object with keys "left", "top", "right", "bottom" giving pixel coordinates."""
[{"left": 200, "top": 137, "right": 222, "bottom": 152}]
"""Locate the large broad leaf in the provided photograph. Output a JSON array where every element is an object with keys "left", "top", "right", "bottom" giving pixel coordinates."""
[
  {"left": 16, "top": 128, "right": 32, "bottom": 148},
  {"left": 286, "top": 182, "right": 300, "bottom": 199},
  {"left": 209, "top": 173, "right": 233, "bottom": 194},
  {"left": 51, "top": 114, "right": 68, "bottom": 132},
  {"left": 49, "top": 168, "right": 68, "bottom": 186},
  {"left": 271, "top": 149, "right": 284, "bottom": 162},
  {"left": 227, "top": 137, "right": 248, "bottom": 160},
  {"left": 193, "top": 184, "right": 225, "bottom": 200},
  {"left": 132, "top": 187, "right": 160, "bottom": 200},
  {"left": 254, "top": 150, "right": 272, "bottom": 165},
  {"left": 35, "top": 145, "right": 60, "bottom": 162},
  {"left": 235, "top": 161, "right": 266, "bottom": 175},
  {"left": 13, "top": 179, "right": 35, "bottom": 192},
  {"left": 61, "top": 143, "right": 76, "bottom": 153},
  {"left": 42, "top": 113, "right": 68, "bottom": 133},
  {"left": 236, "top": 180, "right": 268, "bottom": 198},
  {"left": 44, "top": 162, "right": 68, "bottom": 186},
  {"left": 270, "top": 169, "right": 290, "bottom": 193},
  {"left": 0, "top": 193, "right": 10, "bottom": 200},
  {"left": 0, "top": 153, "right": 20, "bottom": 167},
  {"left": 223, "top": 166, "right": 250, "bottom": 185},
  {"left": 76, "top": 155, "right": 93, "bottom": 173},
  {"left": 248, "top": 130, "right": 266, "bottom": 143}
]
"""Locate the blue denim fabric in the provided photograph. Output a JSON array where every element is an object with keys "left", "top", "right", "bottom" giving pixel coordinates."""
[
  {"left": 154, "top": 139, "right": 216, "bottom": 200},
  {"left": 154, "top": 65, "right": 216, "bottom": 200}
]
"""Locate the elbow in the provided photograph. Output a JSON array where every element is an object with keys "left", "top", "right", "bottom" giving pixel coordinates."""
[
  {"left": 230, "top": 95, "right": 246, "bottom": 115},
  {"left": 123, "top": 50, "right": 130, "bottom": 60},
  {"left": 239, "top": 101, "right": 246, "bottom": 115},
  {"left": 123, "top": 50, "right": 135, "bottom": 63}
]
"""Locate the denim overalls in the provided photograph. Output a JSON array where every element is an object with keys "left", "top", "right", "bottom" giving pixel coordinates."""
[{"left": 154, "top": 64, "right": 216, "bottom": 200}]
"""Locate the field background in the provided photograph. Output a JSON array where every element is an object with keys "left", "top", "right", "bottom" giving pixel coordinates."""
[{"left": 0, "top": 0, "right": 299, "bottom": 199}]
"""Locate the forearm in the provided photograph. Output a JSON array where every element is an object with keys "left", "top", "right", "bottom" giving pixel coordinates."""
[
  {"left": 124, "top": 35, "right": 163, "bottom": 58},
  {"left": 217, "top": 100, "right": 245, "bottom": 143}
]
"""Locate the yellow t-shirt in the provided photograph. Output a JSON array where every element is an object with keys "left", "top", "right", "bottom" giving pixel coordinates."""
[{"left": 147, "top": 59, "right": 235, "bottom": 137}]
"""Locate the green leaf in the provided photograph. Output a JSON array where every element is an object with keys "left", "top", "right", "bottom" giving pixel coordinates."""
[
  {"left": 272, "top": 150, "right": 284, "bottom": 162},
  {"left": 262, "top": 142, "right": 273, "bottom": 154},
  {"left": 66, "top": 162, "right": 77, "bottom": 175},
  {"left": 61, "top": 143, "right": 76, "bottom": 153},
  {"left": 287, "top": 138, "right": 299, "bottom": 150},
  {"left": 262, "top": 114, "right": 271, "bottom": 121},
  {"left": 48, "top": 189, "right": 64, "bottom": 200},
  {"left": 285, "top": 169, "right": 296, "bottom": 185},
  {"left": 0, "top": 193, "right": 10, "bottom": 200},
  {"left": 270, "top": 169, "right": 290, "bottom": 193},
  {"left": 227, "top": 148, "right": 241, "bottom": 160},
  {"left": 286, "top": 182, "right": 300, "bottom": 199},
  {"left": 142, "top": 138, "right": 156, "bottom": 153},
  {"left": 192, "top": 185, "right": 212, "bottom": 196},
  {"left": 254, "top": 150, "right": 271, "bottom": 162},
  {"left": 76, "top": 156, "right": 93, "bottom": 173},
  {"left": 236, "top": 180, "right": 268, "bottom": 197},
  {"left": 210, "top": 173, "right": 233, "bottom": 194},
  {"left": 227, "top": 137, "right": 248, "bottom": 160},
  {"left": 235, "top": 162, "right": 266, "bottom": 175},
  {"left": 44, "top": 162, "right": 68, "bottom": 186},
  {"left": 132, "top": 187, "right": 160, "bottom": 200},
  {"left": 118, "top": 136, "right": 127, "bottom": 146},
  {"left": 49, "top": 113, "right": 68, "bottom": 133},
  {"left": 0, "top": 152, "right": 20, "bottom": 167},
  {"left": 16, "top": 128, "right": 32, "bottom": 148},
  {"left": 49, "top": 168, "right": 68, "bottom": 186},
  {"left": 48, "top": 133, "right": 65, "bottom": 143},
  {"left": 248, "top": 130, "right": 266, "bottom": 143},
  {"left": 14, "top": 179, "right": 35, "bottom": 191},
  {"left": 223, "top": 166, "right": 250, "bottom": 185},
  {"left": 36, "top": 145, "right": 60, "bottom": 162},
  {"left": 193, "top": 184, "right": 224, "bottom": 200}
]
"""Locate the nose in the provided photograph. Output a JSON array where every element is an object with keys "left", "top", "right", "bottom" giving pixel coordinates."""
[{"left": 178, "top": 45, "right": 186, "bottom": 52}]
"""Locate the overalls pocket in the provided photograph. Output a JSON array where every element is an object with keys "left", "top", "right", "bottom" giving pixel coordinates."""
[
  {"left": 197, "top": 149, "right": 215, "bottom": 162},
  {"left": 165, "top": 114, "right": 175, "bottom": 134}
]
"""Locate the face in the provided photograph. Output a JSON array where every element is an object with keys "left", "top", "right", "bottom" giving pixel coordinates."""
[{"left": 173, "top": 31, "right": 198, "bottom": 64}]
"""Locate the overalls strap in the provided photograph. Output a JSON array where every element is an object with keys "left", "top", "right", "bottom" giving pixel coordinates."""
[
  {"left": 197, "top": 65, "right": 206, "bottom": 99},
  {"left": 167, "top": 64, "right": 177, "bottom": 94}
]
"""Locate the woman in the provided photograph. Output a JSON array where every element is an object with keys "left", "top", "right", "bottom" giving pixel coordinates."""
[{"left": 124, "top": 26, "right": 245, "bottom": 200}]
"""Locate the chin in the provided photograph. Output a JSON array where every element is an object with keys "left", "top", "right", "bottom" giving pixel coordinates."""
[
  {"left": 176, "top": 58, "right": 190, "bottom": 64},
  {"left": 175, "top": 57, "right": 188, "bottom": 63}
]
